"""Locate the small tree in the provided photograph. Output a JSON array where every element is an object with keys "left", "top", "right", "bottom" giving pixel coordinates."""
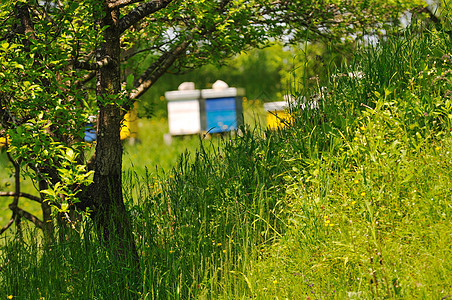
[{"left": 0, "top": 0, "right": 426, "bottom": 278}]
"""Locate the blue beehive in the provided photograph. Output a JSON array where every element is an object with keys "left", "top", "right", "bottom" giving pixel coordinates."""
[{"left": 201, "top": 81, "right": 245, "bottom": 133}]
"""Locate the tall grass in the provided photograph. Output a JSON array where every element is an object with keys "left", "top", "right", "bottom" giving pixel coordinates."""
[
  {"left": 1, "top": 22, "right": 452, "bottom": 299},
  {"left": 246, "top": 23, "right": 452, "bottom": 299}
]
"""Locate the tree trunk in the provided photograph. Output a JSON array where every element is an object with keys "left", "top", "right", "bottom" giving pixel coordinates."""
[{"left": 91, "top": 3, "right": 140, "bottom": 291}]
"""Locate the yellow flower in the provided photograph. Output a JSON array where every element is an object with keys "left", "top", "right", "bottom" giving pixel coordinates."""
[
  {"left": 217, "top": 243, "right": 222, "bottom": 247},
  {"left": 354, "top": 179, "right": 359, "bottom": 184},
  {"left": 7, "top": 296, "right": 13, "bottom": 300},
  {"left": 353, "top": 137, "right": 359, "bottom": 141},
  {"left": 273, "top": 279, "right": 277, "bottom": 284},
  {"left": 169, "top": 250, "right": 174, "bottom": 254},
  {"left": 435, "top": 146, "right": 441, "bottom": 151},
  {"left": 361, "top": 192, "right": 366, "bottom": 197},
  {"left": 223, "top": 249, "right": 227, "bottom": 254},
  {"left": 360, "top": 126, "right": 366, "bottom": 131},
  {"left": 351, "top": 201, "right": 356, "bottom": 206}
]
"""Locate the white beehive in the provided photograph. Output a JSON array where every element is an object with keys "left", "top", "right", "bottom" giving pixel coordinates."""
[{"left": 165, "top": 87, "right": 201, "bottom": 135}]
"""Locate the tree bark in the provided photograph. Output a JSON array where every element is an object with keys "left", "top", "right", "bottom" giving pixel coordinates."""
[{"left": 91, "top": 2, "right": 140, "bottom": 291}]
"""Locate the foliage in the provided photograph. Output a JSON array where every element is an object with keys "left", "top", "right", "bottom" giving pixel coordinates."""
[
  {"left": 0, "top": 0, "right": 427, "bottom": 239},
  {"left": 1, "top": 19, "right": 451, "bottom": 299},
  {"left": 0, "top": 0, "right": 446, "bottom": 298}
]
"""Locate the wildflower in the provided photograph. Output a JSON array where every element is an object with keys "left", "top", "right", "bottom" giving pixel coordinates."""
[
  {"left": 435, "top": 146, "right": 441, "bottom": 151},
  {"left": 354, "top": 179, "right": 359, "bottom": 184},
  {"left": 223, "top": 249, "right": 227, "bottom": 254},
  {"left": 351, "top": 201, "right": 356, "bottom": 206},
  {"left": 217, "top": 243, "right": 222, "bottom": 247},
  {"left": 7, "top": 296, "right": 13, "bottom": 299},
  {"left": 273, "top": 279, "right": 277, "bottom": 284},
  {"left": 360, "top": 126, "right": 366, "bottom": 131},
  {"left": 353, "top": 137, "right": 359, "bottom": 141},
  {"left": 324, "top": 216, "right": 332, "bottom": 226},
  {"left": 361, "top": 192, "right": 366, "bottom": 197},
  {"left": 169, "top": 250, "right": 174, "bottom": 254}
]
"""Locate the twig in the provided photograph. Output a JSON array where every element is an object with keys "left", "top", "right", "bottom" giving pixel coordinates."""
[
  {"left": 360, "top": 103, "right": 374, "bottom": 110},
  {"left": 7, "top": 148, "right": 23, "bottom": 237},
  {"left": 0, "top": 214, "right": 15, "bottom": 235}
]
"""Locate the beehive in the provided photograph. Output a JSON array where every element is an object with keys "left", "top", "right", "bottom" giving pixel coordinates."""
[
  {"left": 201, "top": 87, "right": 244, "bottom": 133},
  {"left": 164, "top": 89, "right": 202, "bottom": 135},
  {"left": 264, "top": 101, "right": 292, "bottom": 130},
  {"left": 120, "top": 103, "right": 139, "bottom": 140}
]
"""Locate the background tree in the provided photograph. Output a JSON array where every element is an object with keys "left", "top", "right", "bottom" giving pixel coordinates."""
[{"left": 0, "top": 0, "right": 427, "bottom": 284}]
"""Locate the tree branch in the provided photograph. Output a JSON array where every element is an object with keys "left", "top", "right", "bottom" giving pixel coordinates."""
[
  {"left": 119, "top": 0, "right": 173, "bottom": 34},
  {"left": 0, "top": 192, "right": 42, "bottom": 203},
  {"left": 74, "top": 71, "right": 96, "bottom": 88},
  {"left": 121, "top": 46, "right": 161, "bottom": 61},
  {"left": 129, "top": 39, "right": 191, "bottom": 100},
  {"left": 108, "top": 0, "right": 143, "bottom": 9}
]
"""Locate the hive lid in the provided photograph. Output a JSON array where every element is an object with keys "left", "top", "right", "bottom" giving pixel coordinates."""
[
  {"left": 178, "top": 82, "right": 196, "bottom": 90},
  {"left": 201, "top": 87, "right": 245, "bottom": 98},
  {"left": 165, "top": 89, "right": 201, "bottom": 100},
  {"left": 212, "top": 80, "right": 229, "bottom": 90}
]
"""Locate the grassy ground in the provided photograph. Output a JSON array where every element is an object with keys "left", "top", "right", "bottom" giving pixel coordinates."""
[{"left": 1, "top": 24, "right": 452, "bottom": 299}]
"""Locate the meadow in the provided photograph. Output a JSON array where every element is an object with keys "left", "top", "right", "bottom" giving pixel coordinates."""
[{"left": 1, "top": 24, "right": 452, "bottom": 299}]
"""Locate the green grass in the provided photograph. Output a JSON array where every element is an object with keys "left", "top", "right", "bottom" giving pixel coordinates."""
[
  {"left": 1, "top": 23, "right": 452, "bottom": 299},
  {"left": 122, "top": 98, "right": 266, "bottom": 177}
]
